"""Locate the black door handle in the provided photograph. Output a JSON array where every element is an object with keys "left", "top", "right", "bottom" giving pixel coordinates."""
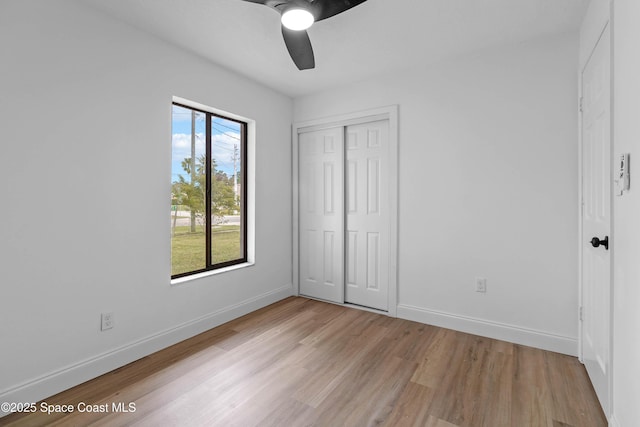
[{"left": 590, "top": 236, "right": 609, "bottom": 250}]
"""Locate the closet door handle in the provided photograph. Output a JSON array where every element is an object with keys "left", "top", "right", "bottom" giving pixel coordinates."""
[{"left": 590, "top": 236, "right": 609, "bottom": 250}]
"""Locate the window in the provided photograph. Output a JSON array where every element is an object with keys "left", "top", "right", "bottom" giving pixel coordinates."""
[{"left": 171, "top": 102, "right": 247, "bottom": 278}]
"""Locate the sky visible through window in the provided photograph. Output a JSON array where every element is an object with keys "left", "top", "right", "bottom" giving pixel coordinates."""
[{"left": 171, "top": 105, "right": 241, "bottom": 184}]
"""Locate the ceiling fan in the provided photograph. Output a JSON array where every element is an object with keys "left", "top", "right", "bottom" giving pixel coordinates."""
[{"left": 241, "top": 0, "right": 368, "bottom": 70}]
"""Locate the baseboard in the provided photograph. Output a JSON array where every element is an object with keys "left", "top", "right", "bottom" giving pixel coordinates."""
[
  {"left": 609, "top": 415, "right": 620, "bottom": 427},
  {"left": 397, "top": 304, "right": 578, "bottom": 356},
  {"left": 0, "top": 284, "right": 293, "bottom": 417}
]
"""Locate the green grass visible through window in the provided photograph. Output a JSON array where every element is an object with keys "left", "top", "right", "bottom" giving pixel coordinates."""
[{"left": 171, "top": 225, "right": 241, "bottom": 276}]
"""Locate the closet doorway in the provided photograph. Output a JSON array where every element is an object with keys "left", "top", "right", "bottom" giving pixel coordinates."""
[{"left": 293, "top": 106, "right": 398, "bottom": 314}]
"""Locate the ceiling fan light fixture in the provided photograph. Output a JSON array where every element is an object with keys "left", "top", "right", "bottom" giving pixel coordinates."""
[{"left": 281, "top": 8, "right": 314, "bottom": 31}]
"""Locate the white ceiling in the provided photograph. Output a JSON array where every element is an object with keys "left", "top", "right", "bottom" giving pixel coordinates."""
[{"left": 83, "top": 0, "right": 589, "bottom": 98}]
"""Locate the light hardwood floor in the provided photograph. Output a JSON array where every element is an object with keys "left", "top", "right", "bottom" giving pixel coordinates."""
[{"left": 0, "top": 297, "right": 606, "bottom": 427}]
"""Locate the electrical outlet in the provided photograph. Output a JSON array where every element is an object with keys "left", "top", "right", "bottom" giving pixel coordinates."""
[
  {"left": 101, "top": 312, "right": 114, "bottom": 331},
  {"left": 475, "top": 278, "right": 487, "bottom": 293}
]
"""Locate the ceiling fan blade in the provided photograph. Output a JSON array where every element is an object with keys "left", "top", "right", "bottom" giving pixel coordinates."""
[
  {"left": 281, "top": 26, "right": 315, "bottom": 70},
  {"left": 313, "top": 0, "right": 368, "bottom": 21}
]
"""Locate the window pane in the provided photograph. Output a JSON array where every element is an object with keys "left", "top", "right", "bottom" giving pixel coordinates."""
[
  {"left": 171, "top": 105, "right": 206, "bottom": 276},
  {"left": 211, "top": 116, "right": 243, "bottom": 264}
]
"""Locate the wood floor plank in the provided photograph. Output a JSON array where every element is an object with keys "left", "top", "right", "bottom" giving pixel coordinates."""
[
  {"left": 387, "top": 321, "right": 440, "bottom": 362},
  {"left": 545, "top": 351, "right": 608, "bottom": 426},
  {"left": 292, "top": 331, "right": 388, "bottom": 406},
  {"left": 418, "top": 332, "right": 486, "bottom": 425},
  {"left": 424, "top": 416, "right": 461, "bottom": 427},
  {"left": 0, "top": 297, "right": 606, "bottom": 427},
  {"left": 511, "top": 345, "right": 556, "bottom": 427},
  {"left": 304, "top": 329, "right": 417, "bottom": 426},
  {"left": 338, "top": 355, "right": 418, "bottom": 426},
  {"left": 410, "top": 328, "right": 464, "bottom": 388},
  {"left": 382, "top": 382, "right": 437, "bottom": 427},
  {"left": 482, "top": 341, "right": 513, "bottom": 426}
]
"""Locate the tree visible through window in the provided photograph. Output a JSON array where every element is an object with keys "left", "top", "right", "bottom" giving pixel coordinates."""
[{"left": 171, "top": 103, "right": 247, "bottom": 278}]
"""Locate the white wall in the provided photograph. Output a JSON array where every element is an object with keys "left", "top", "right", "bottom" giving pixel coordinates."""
[
  {"left": 580, "top": 0, "right": 611, "bottom": 68},
  {"left": 0, "top": 0, "right": 293, "bottom": 408},
  {"left": 611, "top": 0, "right": 640, "bottom": 425},
  {"left": 295, "top": 34, "right": 579, "bottom": 355}
]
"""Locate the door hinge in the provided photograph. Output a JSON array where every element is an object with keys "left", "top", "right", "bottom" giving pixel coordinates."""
[
  {"left": 579, "top": 97, "right": 583, "bottom": 113},
  {"left": 579, "top": 306, "right": 584, "bottom": 322}
]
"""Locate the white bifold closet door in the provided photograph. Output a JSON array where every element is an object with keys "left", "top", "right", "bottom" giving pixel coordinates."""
[{"left": 298, "top": 120, "right": 390, "bottom": 311}]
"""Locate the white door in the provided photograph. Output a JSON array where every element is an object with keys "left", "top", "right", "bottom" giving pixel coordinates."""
[
  {"left": 298, "top": 127, "right": 345, "bottom": 303},
  {"left": 345, "top": 120, "right": 390, "bottom": 311},
  {"left": 581, "top": 23, "right": 611, "bottom": 416}
]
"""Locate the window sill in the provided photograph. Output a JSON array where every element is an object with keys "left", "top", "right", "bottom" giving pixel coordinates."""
[{"left": 170, "top": 262, "right": 255, "bottom": 286}]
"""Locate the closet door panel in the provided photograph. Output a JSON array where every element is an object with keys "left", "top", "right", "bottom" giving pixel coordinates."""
[
  {"left": 298, "top": 127, "right": 344, "bottom": 303},
  {"left": 345, "top": 120, "right": 389, "bottom": 310}
]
